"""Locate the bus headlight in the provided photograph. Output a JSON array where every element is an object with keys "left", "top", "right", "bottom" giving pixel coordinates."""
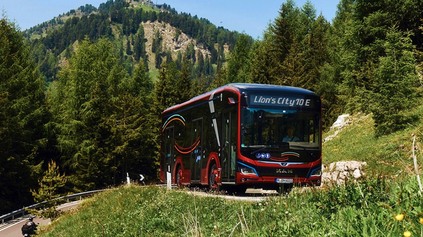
[
  {"left": 240, "top": 167, "right": 255, "bottom": 175},
  {"left": 309, "top": 167, "right": 321, "bottom": 177},
  {"left": 238, "top": 162, "right": 258, "bottom": 176}
]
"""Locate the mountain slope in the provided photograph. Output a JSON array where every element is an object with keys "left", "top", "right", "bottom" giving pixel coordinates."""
[
  {"left": 25, "top": 0, "right": 243, "bottom": 82},
  {"left": 323, "top": 99, "right": 423, "bottom": 178}
]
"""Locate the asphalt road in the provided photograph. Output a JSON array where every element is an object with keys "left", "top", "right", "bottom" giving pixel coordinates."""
[{"left": 0, "top": 201, "right": 81, "bottom": 237}]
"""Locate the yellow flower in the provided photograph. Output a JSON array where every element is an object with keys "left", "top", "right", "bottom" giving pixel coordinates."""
[
  {"left": 403, "top": 231, "right": 411, "bottom": 237},
  {"left": 395, "top": 214, "right": 405, "bottom": 221},
  {"left": 419, "top": 217, "right": 423, "bottom": 225}
]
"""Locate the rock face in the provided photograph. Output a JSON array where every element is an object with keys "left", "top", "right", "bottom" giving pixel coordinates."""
[
  {"left": 323, "top": 114, "right": 350, "bottom": 143},
  {"left": 322, "top": 161, "right": 367, "bottom": 185},
  {"left": 142, "top": 21, "right": 214, "bottom": 68}
]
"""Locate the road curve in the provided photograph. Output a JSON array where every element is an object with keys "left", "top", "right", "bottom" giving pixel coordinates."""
[
  {"left": 0, "top": 187, "right": 277, "bottom": 236},
  {"left": 0, "top": 200, "right": 81, "bottom": 237}
]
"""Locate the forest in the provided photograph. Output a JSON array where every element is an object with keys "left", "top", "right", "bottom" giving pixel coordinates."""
[{"left": 0, "top": 0, "right": 422, "bottom": 214}]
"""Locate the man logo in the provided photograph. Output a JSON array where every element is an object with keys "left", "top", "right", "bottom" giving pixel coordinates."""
[{"left": 276, "top": 169, "right": 293, "bottom": 174}]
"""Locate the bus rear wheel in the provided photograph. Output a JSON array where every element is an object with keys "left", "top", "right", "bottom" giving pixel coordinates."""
[{"left": 208, "top": 163, "right": 219, "bottom": 192}]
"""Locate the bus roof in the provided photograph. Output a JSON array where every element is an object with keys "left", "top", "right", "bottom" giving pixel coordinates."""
[
  {"left": 162, "top": 83, "right": 318, "bottom": 115},
  {"left": 229, "top": 83, "right": 316, "bottom": 95}
]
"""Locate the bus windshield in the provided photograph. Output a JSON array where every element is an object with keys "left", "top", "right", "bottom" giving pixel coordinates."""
[{"left": 241, "top": 107, "right": 320, "bottom": 149}]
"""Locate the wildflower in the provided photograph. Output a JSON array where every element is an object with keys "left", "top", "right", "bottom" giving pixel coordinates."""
[
  {"left": 403, "top": 231, "right": 411, "bottom": 237},
  {"left": 395, "top": 214, "right": 405, "bottom": 221},
  {"left": 419, "top": 218, "right": 423, "bottom": 225}
]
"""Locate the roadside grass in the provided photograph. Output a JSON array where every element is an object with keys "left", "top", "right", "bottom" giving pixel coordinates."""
[{"left": 38, "top": 178, "right": 423, "bottom": 236}]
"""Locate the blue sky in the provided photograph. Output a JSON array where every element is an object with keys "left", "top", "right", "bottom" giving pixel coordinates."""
[{"left": 1, "top": 0, "right": 339, "bottom": 39}]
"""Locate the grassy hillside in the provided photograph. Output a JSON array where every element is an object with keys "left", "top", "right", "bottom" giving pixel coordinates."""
[
  {"left": 38, "top": 181, "right": 422, "bottom": 236},
  {"left": 323, "top": 98, "right": 423, "bottom": 178}
]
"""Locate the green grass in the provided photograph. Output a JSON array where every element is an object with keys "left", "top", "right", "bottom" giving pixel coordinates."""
[
  {"left": 38, "top": 179, "right": 423, "bottom": 236},
  {"left": 323, "top": 101, "right": 423, "bottom": 177}
]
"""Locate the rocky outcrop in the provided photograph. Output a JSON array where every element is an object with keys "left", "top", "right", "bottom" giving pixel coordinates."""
[
  {"left": 142, "top": 21, "right": 212, "bottom": 67},
  {"left": 322, "top": 161, "right": 367, "bottom": 185},
  {"left": 323, "top": 114, "right": 350, "bottom": 143}
]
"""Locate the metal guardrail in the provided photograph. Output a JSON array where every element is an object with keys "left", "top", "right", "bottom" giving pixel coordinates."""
[{"left": 0, "top": 189, "right": 105, "bottom": 224}]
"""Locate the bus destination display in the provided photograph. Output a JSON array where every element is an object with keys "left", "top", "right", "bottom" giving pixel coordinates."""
[{"left": 250, "top": 94, "right": 314, "bottom": 108}]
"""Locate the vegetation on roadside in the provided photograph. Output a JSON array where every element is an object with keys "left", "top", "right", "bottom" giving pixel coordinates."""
[{"left": 37, "top": 177, "right": 423, "bottom": 237}]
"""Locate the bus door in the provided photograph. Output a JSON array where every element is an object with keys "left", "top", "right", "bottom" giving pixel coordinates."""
[
  {"left": 163, "top": 126, "right": 174, "bottom": 183},
  {"left": 221, "top": 110, "right": 236, "bottom": 182},
  {"left": 191, "top": 118, "right": 203, "bottom": 182}
]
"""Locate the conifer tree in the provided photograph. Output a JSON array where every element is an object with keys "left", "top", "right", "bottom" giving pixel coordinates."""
[
  {"left": 226, "top": 34, "right": 253, "bottom": 83},
  {"left": 323, "top": 0, "right": 357, "bottom": 123},
  {"left": 332, "top": 0, "right": 421, "bottom": 136},
  {"left": 134, "top": 25, "right": 147, "bottom": 65},
  {"left": 0, "top": 18, "right": 47, "bottom": 213},
  {"left": 31, "top": 161, "right": 66, "bottom": 219},
  {"left": 208, "top": 67, "right": 227, "bottom": 90},
  {"left": 371, "top": 29, "right": 419, "bottom": 136},
  {"left": 153, "top": 62, "right": 181, "bottom": 118},
  {"left": 52, "top": 38, "right": 128, "bottom": 190},
  {"left": 270, "top": 0, "right": 299, "bottom": 80},
  {"left": 179, "top": 60, "right": 193, "bottom": 102},
  {"left": 249, "top": 32, "right": 275, "bottom": 85},
  {"left": 108, "top": 60, "right": 157, "bottom": 181}
]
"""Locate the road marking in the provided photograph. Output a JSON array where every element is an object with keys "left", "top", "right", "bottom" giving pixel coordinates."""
[{"left": 0, "top": 218, "right": 27, "bottom": 231}]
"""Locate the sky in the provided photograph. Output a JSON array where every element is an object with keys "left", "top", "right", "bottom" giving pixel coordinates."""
[{"left": 1, "top": 0, "right": 339, "bottom": 39}]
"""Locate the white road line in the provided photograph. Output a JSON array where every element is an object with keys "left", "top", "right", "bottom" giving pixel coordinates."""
[{"left": 0, "top": 218, "right": 27, "bottom": 231}]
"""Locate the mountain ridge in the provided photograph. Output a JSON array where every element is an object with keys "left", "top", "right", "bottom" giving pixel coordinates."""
[{"left": 25, "top": 0, "right": 243, "bottom": 82}]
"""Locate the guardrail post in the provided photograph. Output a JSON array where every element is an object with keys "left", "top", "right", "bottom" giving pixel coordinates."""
[{"left": 166, "top": 165, "right": 172, "bottom": 190}]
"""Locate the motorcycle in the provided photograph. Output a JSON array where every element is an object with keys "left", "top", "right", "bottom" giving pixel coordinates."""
[{"left": 21, "top": 217, "right": 37, "bottom": 237}]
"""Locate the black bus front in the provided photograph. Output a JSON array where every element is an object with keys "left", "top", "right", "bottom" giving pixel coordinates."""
[{"left": 236, "top": 91, "right": 322, "bottom": 187}]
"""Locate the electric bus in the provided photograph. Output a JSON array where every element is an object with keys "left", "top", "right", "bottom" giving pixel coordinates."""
[{"left": 159, "top": 83, "right": 321, "bottom": 192}]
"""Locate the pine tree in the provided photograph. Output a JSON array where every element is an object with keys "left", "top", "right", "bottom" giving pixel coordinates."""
[
  {"left": 31, "top": 161, "right": 66, "bottom": 219},
  {"left": 106, "top": 60, "right": 157, "bottom": 182},
  {"left": 270, "top": 0, "right": 299, "bottom": 80},
  {"left": 371, "top": 29, "right": 419, "bottom": 136},
  {"left": 327, "top": 0, "right": 359, "bottom": 114},
  {"left": 226, "top": 34, "right": 253, "bottom": 83},
  {"left": 0, "top": 18, "right": 48, "bottom": 213},
  {"left": 333, "top": 0, "right": 421, "bottom": 137},
  {"left": 134, "top": 25, "right": 147, "bottom": 64},
  {"left": 51, "top": 38, "right": 128, "bottom": 190},
  {"left": 249, "top": 32, "right": 275, "bottom": 84},
  {"left": 179, "top": 60, "right": 193, "bottom": 102}
]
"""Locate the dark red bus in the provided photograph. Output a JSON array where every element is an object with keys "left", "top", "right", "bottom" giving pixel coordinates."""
[{"left": 159, "top": 83, "right": 321, "bottom": 192}]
